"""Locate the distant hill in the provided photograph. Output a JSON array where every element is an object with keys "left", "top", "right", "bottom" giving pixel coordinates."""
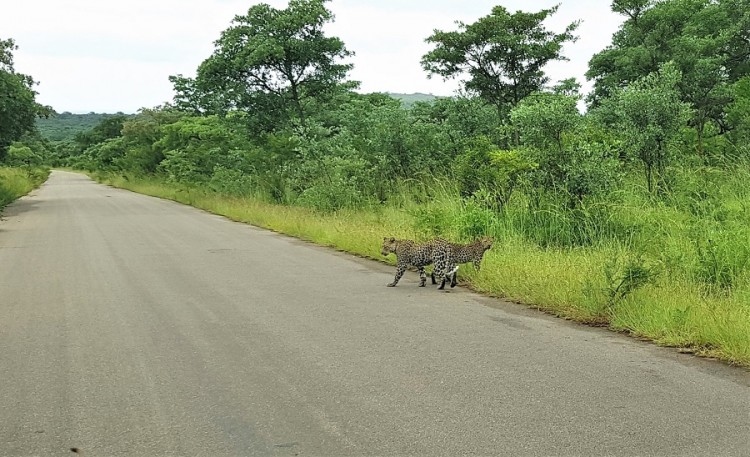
[
  {"left": 36, "top": 112, "right": 126, "bottom": 142},
  {"left": 35, "top": 96, "right": 440, "bottom": 141},
  {"left": 387, "top": 93, "right": 440, "bottom": 107}
]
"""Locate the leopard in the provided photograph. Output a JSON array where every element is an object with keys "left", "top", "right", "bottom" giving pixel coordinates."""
[
  {"left": 431, "top": 236, "right": 494, "bottom": 289},
  {"left": 381, "top": 237, "right": 450, "bottom": 287}
]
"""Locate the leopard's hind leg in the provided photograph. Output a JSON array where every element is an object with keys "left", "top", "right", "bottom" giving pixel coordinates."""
[
  {"left": 435, "top": 259, "right": 457, "bottom": 290},
  {"left": 448, "top": 265, "right": 459, "bottom": 288}
]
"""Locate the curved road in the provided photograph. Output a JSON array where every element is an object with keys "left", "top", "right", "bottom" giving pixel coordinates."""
[{"left": 1, "top": 171, "right": 748, "bottom": 456}]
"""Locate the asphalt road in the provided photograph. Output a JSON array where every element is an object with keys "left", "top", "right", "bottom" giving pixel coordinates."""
[{"left": 0, "top": 170, "right": 748, "bottom": 457}]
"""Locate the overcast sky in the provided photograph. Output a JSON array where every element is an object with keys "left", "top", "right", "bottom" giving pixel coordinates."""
[{"left": 2, "top": 1, "right": 623, "bottom": 114}]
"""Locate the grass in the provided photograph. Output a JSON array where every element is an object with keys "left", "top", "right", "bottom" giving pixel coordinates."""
[
  {"left": 92, "top": 171, "right": 750, "bottom": 368},
  {"left": 0, "top": 167, "right": 49, "bottom": 211}
]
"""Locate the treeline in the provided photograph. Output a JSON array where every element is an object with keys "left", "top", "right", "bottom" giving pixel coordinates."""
[{"left": 60, "top": 3, "right": 749, "bottom": 198}]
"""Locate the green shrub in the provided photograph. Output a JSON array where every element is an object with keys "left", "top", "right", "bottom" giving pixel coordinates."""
[
  {"left": 411, "top": 205, "right": 453, "bottom": 238},
  {"left": 456, "top": 196, "right": 498, "bottom": 240},
  {"left": 293, "top": 156, "right": 373, "bottom": 212}
]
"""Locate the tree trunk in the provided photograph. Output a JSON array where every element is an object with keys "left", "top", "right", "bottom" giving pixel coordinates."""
[
  {"left": 696, "top": 119, "right": 705, "bottom": 159},
  {"left": 289, "top": 81, "right": 306, "bottom": 128}
]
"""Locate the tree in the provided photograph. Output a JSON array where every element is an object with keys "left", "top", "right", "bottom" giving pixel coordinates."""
[
  {"left": 511, "top": 92, "right": 580, "bottom": 154},
  {"left": 721, "top": 0, "right": 750, "bottom": 81},
  {"left": 451, "top": 136, "right": 537, "bottom": 208},
  {"left": 512, "top": 92, "right": 620, "bottom": 206},
  {"left": 587, "top": 0, "right": 750, "bottom": 154},
  {"left": 421, "top": 4, "right": 579, "bottom": 121},
  {"left": 606, "top": 63, "right": 691, "bottom": 193},
  {"left": 411, "top": 95, "right": 502, "bottom": 156},
  {"left": 0, "top": 38, "right": 49, "bottom": 160},
  {"left": 116, "top": 107, "right": 184, "bottom": 173},
  {"left": 588, "top": 0, "right": 703, "bottom": 103},
  {"left": 610, "top": 0, "right": 652, "bottom": 23},
  {"left": 168, "top": 74, "right": 219, "bottom": 116},
  {"left": 172, "top": 0, "right": 355, "bottom": 131}
]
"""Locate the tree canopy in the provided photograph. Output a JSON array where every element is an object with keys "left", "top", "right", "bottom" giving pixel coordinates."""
[
  {"left": 587, "top": 0, "right": 750, "bottom": 153},
  {"left": 0, "top": 38, "right": 48, "bottom": 160},
  {"left": 421, "top": 5, "right": 579, "bottom": 120},
  {"left": 171, "top": 0, "right": 355, "bottom": 131}
]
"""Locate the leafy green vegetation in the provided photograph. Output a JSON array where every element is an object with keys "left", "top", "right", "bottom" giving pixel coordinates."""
[
  {"left": 1, "top": 38, "right": 51, "bottom": 160},
  {"left": 6, "top": 0, "right": 750, "bottom": 366}
]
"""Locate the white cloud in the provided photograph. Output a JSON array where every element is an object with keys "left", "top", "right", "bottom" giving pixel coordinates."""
[{"left": 1, "top": 0, "right": 623, "bottom": 113}]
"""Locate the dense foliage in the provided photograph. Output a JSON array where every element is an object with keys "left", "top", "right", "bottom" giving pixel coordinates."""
[{"left": 587, "top": 0, "right": 750, "bottom": 154}]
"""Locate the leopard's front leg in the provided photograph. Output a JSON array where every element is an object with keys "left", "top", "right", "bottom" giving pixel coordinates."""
[
  {"left": 434, "top": 259, "right": 448, "bottom": 290},
  {"left": 387, "top": 262, "right": 407, "bottom": 287},
  {"left": 418, "top": 267, "right": 427, "bottom": 287}
]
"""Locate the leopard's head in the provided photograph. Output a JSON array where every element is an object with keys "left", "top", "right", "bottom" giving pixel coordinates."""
[{"left": 381, "top": 237, "right": 398, "bottom": 256}]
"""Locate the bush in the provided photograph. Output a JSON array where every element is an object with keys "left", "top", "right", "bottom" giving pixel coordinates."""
[
  {"left": 513, "top": 93, "right": 622, "bottom": 208},
  {"left": 411, "top": 205, "right": 454, "bottom": 238},
  {"left": 5, "top": 144, "right": 42, "bottom": 166},
  {"left": 293, "top": 155, "right": 373, "bottom": 212},
  {"left": 456, "top": 195, "right": 498, "bottom": 240},
  {"left": 453, "top": 137, "right": 536, "bottom": 208}
]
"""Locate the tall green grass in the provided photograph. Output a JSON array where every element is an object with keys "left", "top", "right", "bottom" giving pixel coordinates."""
[
  {"left": 0, "top": 167, "right": 49, "bottom": 210},
  {"left": 93, "top": 170, "right": 750, "bottom": 368}
]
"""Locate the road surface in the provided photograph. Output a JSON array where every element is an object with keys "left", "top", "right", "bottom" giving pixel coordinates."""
[{"left": 1, "top": 170, "right": 748, "bottom": 456}]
